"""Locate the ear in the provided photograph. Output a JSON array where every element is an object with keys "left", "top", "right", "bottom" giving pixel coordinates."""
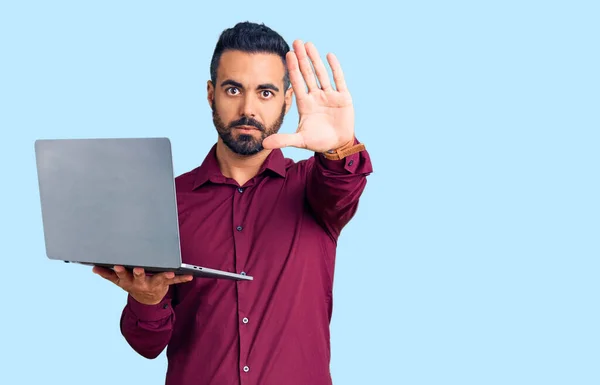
[
  {"left": 284, "top": 87, "right": 294, "bottom": 114},
  {"left": 207, "top": 80, "right": 214, "bottom": 108}
]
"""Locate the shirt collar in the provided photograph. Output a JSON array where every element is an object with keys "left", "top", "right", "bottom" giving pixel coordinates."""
[{"left": 192, "top": 144, "right": 287, "bottom": 190}]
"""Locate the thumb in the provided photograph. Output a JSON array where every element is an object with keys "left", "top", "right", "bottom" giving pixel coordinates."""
[{"left": 262, "top": 133, "right": 305, "bottom": 150}]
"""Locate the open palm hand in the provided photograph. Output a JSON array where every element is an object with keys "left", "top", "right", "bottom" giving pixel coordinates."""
[{"left": 262, "top": 40, "right": 355, "bottom": 153}]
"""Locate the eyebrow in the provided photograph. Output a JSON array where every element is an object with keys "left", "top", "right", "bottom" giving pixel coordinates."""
[{"left": 220, "top": 79, "right": 280, "bottom": 92}]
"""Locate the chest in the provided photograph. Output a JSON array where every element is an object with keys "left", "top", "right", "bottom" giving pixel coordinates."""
[
  {"left": 175, "top": 179, "right": 324, "bottom": 270},
  {"left": 173, "top": 177, "right": 336, "bottom": 312}
]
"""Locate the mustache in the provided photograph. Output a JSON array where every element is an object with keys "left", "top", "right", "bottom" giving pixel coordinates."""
[{"left": 228, "top": 116, "right": 265, "bottom": 131}]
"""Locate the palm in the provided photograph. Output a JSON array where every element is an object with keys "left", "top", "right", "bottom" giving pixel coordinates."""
[{"left": 262, "top": 40, "right": 355, "bottom": 153}]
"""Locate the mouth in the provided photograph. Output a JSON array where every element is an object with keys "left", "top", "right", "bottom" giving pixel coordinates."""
[{"left": 234, "top": 125, "right": 260, "bottom": 132}]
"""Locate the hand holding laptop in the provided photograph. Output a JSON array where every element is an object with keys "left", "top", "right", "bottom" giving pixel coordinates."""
[{"left": 93, "top": 265, "right": 193, "bottom": 305}]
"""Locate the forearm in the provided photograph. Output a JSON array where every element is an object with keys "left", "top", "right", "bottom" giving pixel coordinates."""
[
  {"left": 306, "top": 137, "right": 373, "bottom": 239},
  {"left": 120, "top": 294, "right": 175, "bottom": 359}
]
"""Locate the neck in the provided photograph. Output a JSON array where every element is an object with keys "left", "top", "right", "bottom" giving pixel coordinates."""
[{"left": 215, "top": 139, "right": 271, "bottom": 186}]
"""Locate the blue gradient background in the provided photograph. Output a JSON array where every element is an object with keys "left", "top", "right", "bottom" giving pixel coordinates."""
[{"left": 1, "top": 1, "right": 598, "bottom": 384}]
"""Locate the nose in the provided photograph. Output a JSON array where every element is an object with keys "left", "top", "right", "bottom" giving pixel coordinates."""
[{"left": 240, "top": 93, "right": 257, "bottom": 118}]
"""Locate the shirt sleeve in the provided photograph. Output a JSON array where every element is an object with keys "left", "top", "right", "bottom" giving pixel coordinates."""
[
  {"left": 119, "top": 287, "right": 176, "bottom": 359},
  {"left": 306, "top": 137, "right": 373, "bottom": 240}
]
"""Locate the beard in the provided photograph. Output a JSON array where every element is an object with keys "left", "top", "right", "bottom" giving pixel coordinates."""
[{"left": 212, "top": 100, "right": 286, "bottom": 156}]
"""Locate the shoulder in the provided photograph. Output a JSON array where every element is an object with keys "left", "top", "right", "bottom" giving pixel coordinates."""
[
  {"left": 282, "top": 153, "right": 316, "bottom": 177},
  {"left": 174, "top": 166, "right": 200, "bottom": 192}
]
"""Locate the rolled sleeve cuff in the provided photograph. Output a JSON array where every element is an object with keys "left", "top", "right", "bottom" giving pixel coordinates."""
[{"left": 127, "top": 294, "right": 172, "bottom": 322}]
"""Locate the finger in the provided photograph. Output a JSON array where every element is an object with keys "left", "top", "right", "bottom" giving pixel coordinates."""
[
  {"left": 149, "top": 271, "right": 192, "bottom": 288},
  {"left": 149, "top": 271, "right": 176, "bottom": 287},
  {"left": 92, "top": 266, "right": 118, "bottom": 284},
  {"left": 262, "top": 133, "right": 305, "bottom": 150},
  {"left": 168, "top": 275, "right": 194, "bottom": 285},
  {"left": 113, "top": 265, "right": 132, "bottom": 284},
  {"left": 132, "top": 267, "right": 147, "bottom": 284},
  {"left": 286, "top": 51, "right": 307, "bottom": 99},
  {"left": 305, "top": 42, "right": 332, "bottom": 92},
  {"left": 326, "top": 53, "right": 348, "bottom": 92},
  {"left": 293, "top": 40, "right": 319, "bottom": 92}
]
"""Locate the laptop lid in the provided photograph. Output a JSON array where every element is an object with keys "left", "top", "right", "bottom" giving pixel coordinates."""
[{"left": 34, "top": 137, "right": 183, "bottom": 269}]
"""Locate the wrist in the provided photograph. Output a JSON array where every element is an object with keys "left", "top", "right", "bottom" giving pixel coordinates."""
[
  {"left": 130, "top": 291, "right": 165, "bottom": 306},
  {"left": 322, "top": 137, "right": 365, "bottom": 160}
]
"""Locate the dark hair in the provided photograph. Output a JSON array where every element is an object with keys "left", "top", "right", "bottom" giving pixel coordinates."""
[{"left": 210, "top": 21, "right": 291, "bottom": 90}]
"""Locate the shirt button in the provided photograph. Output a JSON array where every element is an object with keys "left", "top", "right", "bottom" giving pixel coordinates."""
[
  {"left": 236, "top": 226, "right": 243, "bottom": 231},
  {"left": 238, "top": 187, "right": 244, "bottom": 193},
  {"left": 242, "top": 317, "right": 249, "bottom": 324},
  {"left": 348, "top": 159, "right": 354, "bottom": 166},
  {"left": 240, "top": 271, "right": 246, "bottom": 276},
  {"left": 243, "top": 366, "right": 249, "bottom": 372}
]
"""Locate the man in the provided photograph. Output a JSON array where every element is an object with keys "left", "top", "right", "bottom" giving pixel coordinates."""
[{"left": 93, "top": 21, "right": 373, "bottom": 385}]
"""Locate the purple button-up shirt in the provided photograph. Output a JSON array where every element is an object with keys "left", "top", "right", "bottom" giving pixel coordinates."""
[{"left": 120, "top": 140, "right": 372, "bottom": 385}]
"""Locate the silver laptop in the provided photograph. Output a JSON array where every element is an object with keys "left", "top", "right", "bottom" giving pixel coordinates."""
[{"left": 34, "top": 137, "right": 252, "bottom": 281}]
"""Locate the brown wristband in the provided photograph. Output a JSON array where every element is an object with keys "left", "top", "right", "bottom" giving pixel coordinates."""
[{"left": 322, "top": 139, "right": 366, "bottom": 160}]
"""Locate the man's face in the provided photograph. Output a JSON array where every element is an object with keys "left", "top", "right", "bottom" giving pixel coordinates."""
[{"left": 208, "top": 50, "right": 293, "bottom": 156}]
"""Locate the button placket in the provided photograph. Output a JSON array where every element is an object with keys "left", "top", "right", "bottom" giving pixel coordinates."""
[{"left": 232, "top": 184, "right": 251, "bottom": 380}]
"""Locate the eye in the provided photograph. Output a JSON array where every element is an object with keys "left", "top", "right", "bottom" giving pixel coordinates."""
[
  {"left": 226, "top": 87, "right": 240, "bottom": 95},
  {"left": 261, "top": 90, "right": 273, "bottom": 99}
]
